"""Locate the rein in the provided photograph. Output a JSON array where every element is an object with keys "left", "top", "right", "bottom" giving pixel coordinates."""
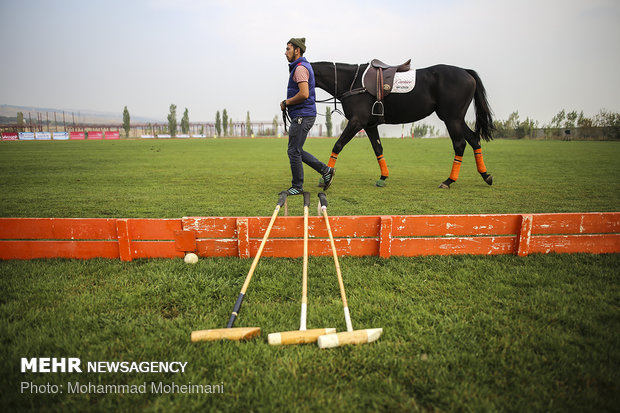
[{"left": 282, "top": 108, "right": 291, "bottom": 133}]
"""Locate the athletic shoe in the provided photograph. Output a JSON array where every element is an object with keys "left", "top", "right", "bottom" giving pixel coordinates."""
[
  {"left": 286, "top": 187, "right": 304, "bottom": 195},
  {"left": 322, "top": 167, "right": 335, "bottom": 190}
]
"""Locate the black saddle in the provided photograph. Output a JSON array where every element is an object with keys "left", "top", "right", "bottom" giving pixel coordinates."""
[{"left": 364, "top": 59, "right": 412, "bottom": 116}]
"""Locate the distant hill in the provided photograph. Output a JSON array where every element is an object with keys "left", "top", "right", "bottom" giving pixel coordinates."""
[{"left": 0, "top": 104, "right": 161, "bottom": 125}]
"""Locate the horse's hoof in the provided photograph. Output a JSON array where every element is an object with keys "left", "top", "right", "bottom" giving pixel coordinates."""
[
  {"left": 375, "top": 179, "right": 387, "bottom": 187},
  {"left": 438, "top": 182, "right": 450, "bottom": 189},
  {"left": 481, "top": 172, "right": 493, "bottom": 186}
]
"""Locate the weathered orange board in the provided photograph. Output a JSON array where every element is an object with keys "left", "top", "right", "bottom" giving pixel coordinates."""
[{"left": 0, "top": 213, "right": 618, "bottom": 261}]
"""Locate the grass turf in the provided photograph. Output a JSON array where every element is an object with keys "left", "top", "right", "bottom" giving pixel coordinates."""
[
  {"left": 1, "top": 255, "right": 619, "bottom": 411},
  {"left": 0, "top": 255, "right": 620, "bottom": 411},
  {"left": 0, "top": 138, "right": 619, "bottom": 217},
  {"left": 1, "top": 138, "right": 619, "bottom": 411}
]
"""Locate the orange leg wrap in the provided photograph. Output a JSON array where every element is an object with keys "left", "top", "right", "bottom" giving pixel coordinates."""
[
  {"left": 449, "top": 156, "right": 463, "bottom": 181},
  {"left": 327, "top": 152, "right": 338, "bottom": 168},
  {"left": 474, "top": 149, "right": 487, "bottom": 173},
  {"left": 377, "top": 154, "right": 389, "bottom": 177}
]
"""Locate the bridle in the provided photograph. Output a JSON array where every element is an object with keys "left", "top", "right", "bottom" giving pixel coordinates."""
[
  {"left": 315, "top": 63, "right": 364, "bottom": 117},
  {"left": 284, "top": 62, "right": 365, "bottom": 130}
]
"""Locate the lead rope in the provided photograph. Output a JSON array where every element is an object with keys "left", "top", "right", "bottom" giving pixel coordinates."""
[{"left": 282, "top": 108, "right": 291, "bottom": 133}]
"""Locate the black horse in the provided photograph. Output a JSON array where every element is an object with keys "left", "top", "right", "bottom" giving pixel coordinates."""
[{"left": 311, "top": 61, "right": 495, "bottom": 188}]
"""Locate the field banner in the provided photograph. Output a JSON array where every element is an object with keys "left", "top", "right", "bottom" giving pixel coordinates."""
[
  {"left": 1, "top": 132, "right": 19, "bottom": 141},
  {"left": 140, "top": 134, "right": 155, "bottom": 139},
  {"left": 191, "top": 134, "right": 207, "bottom": 138},
  {"left": 158, "top": 134, "right": 171, "bottom": 138},
  {"left": 88, "top": 131, "right": 103, "bottom": 140},
  {"left": 53, "top": 132, "right": 69, "bottom": 140},
  {"left": 177, "top": 134, "right": 190, "bottom": 138},
  {"left": 70, "top": 132, "right": 85, "bottom": 140},
  {"left": 35, "top": 132, "right": 52, "bottom": 140},
  {"left": 18, "top": 132, "right": 35, "bottom": 140},
  {"left": 104, "top": 131, "right": 120, "bottom": 140}
]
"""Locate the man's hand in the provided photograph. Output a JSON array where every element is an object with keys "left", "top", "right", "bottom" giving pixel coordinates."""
[{"left": 282, "top": 81, "right": 310, "bottom": 110}]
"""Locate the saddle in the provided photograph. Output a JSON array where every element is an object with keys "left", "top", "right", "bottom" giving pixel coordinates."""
[{"left": 363, "top": 59, "right": 411, "bottom": 116}]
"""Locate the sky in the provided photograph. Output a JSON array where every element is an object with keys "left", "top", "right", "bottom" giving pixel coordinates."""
[{"left": 1, "top": 0, "right": 619, "bottom": 133}]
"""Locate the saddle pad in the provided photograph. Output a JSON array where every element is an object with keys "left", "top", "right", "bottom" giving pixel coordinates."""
[
  {"left": 361, "top": 65, "right": 416, "bottom": 94},
  {"left": 392, "top": 69, "right": 416, "bottom": 93}
]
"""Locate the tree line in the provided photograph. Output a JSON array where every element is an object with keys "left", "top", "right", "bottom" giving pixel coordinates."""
[
  {"left": 411, "top": 109, "right": 620, "bottom": 140},
  {"left": 490, "top": 109, "right": 620, "bottom": 139},
  {"left": 125, "top": 105, "right": 285, "bottom": 138}
]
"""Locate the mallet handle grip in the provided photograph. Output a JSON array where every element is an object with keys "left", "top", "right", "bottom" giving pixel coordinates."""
[
  {"left": 226, "top": 293, "right": 245, "bottom": 328},
  {"left": 277, "top": 190, "right": 289, "bottom": 207}
]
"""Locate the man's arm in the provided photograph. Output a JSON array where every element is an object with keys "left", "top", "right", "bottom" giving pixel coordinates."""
[
  {"left": 280, "top": 65, "right": 311, "bottom": 110},
  {"left": 284, "top": 82, "right": 309, "bottom": 106}
]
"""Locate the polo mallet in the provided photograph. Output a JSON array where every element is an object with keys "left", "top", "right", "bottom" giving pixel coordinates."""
[
  {"left": 191, "top": 191, "right": 288, "bottom": 342},
  {"left": 316, "top": 192, "right": 383, "bottom": 348},
  {"left": 268, "top": 192, "right": 335, "bottom": 345}
]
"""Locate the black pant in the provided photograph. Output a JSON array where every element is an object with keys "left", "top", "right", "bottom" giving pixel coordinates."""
[{"left": 287, "top": 116, "right": 326, "bottom": 189}]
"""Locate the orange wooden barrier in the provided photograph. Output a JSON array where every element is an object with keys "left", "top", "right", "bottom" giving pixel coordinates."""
[{"left": 0, "top": 213, "right": 618, "bottom": 261}]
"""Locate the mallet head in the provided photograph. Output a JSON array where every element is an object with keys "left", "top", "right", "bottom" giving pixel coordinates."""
[
  {"left": 317, "top": 328, "right": 383, "bottom": 349},
  {"left": 268, "top": 328, "right": 336, "bottom": 346},
  {"left": 191, "top": 327, "right": 261, "bottom": 342}
]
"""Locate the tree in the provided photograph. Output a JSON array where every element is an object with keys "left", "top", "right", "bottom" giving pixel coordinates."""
[
  {"left": 577, "top": 111, "right": 593, "bottom": 128},
  {"left": 222, "top": 109, "right": 229, "bottom": 136},
  {"left": 516, "top": 116, "right": 536, "bottom": 139},
  {"left": 551, "top": 109, "right": 565, "bottom": 128},
  {"left": 167, "top": 104, "right": 177, "bottom": 137},
  {"left": 215, "top": 111, "right": 221, "bottom": 136},
  {"left": 412, "top": 122, "right": 437, "bottom": 137},
  {"left": 565, "top": 110, "right": 578, "bottom": 129},
  {"left": 325, "top": 107, "right": 333, "bottom": 137},
  {"left": 122, "top": 106, "right": 130, "bottom": 138},
  {"left": 181, "top": 108, "right": 189, "bottom": 134},
  {"left": 593, "top": 109, "right": 620, "bottom": 139},
  {"left": 272, "top": 115, "right": 278, "bottom": 136},
  {"left": 17, "top": 112, "right": 24, "bottom": 127},
  {"left": 413, "top": 123, "right": 429, "bottom": 137},
  {"left": 246, "top": 111, "right": 253, "bottom": 136}
]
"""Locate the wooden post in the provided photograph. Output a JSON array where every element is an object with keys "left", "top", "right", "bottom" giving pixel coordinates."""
[
  {"left": 237, "top": 218, "right": 250, "bottom": 258},
  {"left": 516, "top": 215, "right": 533, "bottom": 256},
  {"left": 379, "top": 215, "right": 392, "bottom": 258},
  {"left": 117, "top": 219, "right": 133, "bottom": 261}
]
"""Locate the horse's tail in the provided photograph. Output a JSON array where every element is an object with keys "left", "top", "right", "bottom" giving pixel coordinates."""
[{"left": 466, "top": 69, "right": 494, "bottom": 142}]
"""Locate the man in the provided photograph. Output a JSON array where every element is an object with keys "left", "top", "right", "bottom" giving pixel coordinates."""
[{"left": 280, "top": 37, "right": 335, "bottom": 195}]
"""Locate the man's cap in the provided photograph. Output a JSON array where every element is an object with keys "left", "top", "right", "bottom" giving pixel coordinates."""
[{"left": 288, "top": 37, "right": 306, "bottom": 53}]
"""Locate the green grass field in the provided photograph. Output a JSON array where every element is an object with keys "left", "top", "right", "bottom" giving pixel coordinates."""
[
  {"left": 1, "top": 137, "right": 618, "bottom": 217},
  {"left": 1, "top": 138, "right": 619, "bottom": 412}
]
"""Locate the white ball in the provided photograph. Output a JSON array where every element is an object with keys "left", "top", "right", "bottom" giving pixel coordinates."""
[{"left": 184, "top": 253, "right": 199, "bottom": 264}]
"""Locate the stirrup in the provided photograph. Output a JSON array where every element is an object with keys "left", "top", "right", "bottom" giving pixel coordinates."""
[{"left": 371, "top": 101, "right": 384, "bottom": 116}]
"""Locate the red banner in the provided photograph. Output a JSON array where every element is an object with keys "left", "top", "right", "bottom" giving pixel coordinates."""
[
  {"left": 104, "top": 131, "right": 120, "bottom": 140},
  {"left": 88, "top": 131, "right": 103, "bottom": 140},
  {"left": 1, "top": 133, "right": 19, "bottom": 141},
  {"left": 70, "top": 132, "right": 85, "bottom": 140}
]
